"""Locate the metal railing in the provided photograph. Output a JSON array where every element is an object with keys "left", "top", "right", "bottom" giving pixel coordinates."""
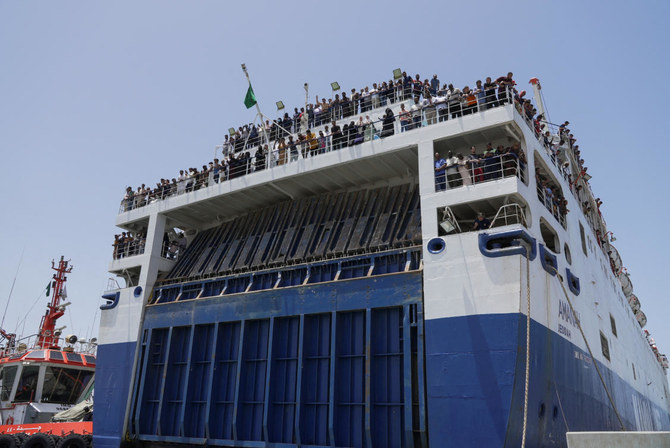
[
  {"left": 112, "top": 238, "right": 145, "bottom": 260},
  {"left": 119, "top": 88, "right": 516, "bottom": 213},
  {"left": 536, "top": 184, "right": 567, "bottom": 228}
]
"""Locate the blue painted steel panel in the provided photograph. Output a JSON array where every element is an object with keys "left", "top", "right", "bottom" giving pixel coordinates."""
[
  {"left": 160, "top": 326, "right": 191, "bottom": 436},
  {"left": 237, "top": 319, "right": 270, "bottom": 441},
  {"left": 267, "top": 317, "right": 299, "bottom": 443},
  {"left": 334, "top": 310, "right": 366, "bottom": 447},
  {"left": 209, "top": 321, "right": 241, "bottom": 441},
  {"left": 183, "top": 324, "right": 215, "bottom": 438},
  {"left": 92, "top": 341, "right": 137, "bottom": 448},
  {"left": 424, "top": 313, "right": 670, "bottom": 448},
  {"left": 300, "top": 313, "right": 332, "bottom": 445}
]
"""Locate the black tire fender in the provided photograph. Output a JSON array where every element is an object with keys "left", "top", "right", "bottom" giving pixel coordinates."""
[
  {"left": 55, "top": 434, "right": 87, "bottom": 448},
  {"left": 22, "top": 434, "right": 55, "bottom": 448},
  {"left": 0, "top": 434, "right": 18, "bottom": 448}
]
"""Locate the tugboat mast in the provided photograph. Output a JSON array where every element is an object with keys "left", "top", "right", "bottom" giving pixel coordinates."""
[{"left": 37, "top": 256, "right": 72, "bottom": 349}]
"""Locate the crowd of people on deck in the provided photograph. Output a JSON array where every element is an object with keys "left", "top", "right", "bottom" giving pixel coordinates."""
[
  {"left": 433, "top": 142, "right": 527, "bottom": 191},
  {"left": 121, "top": 71, "right": 519, "bottom": 211},
  {"left": 119, "top": 68, "right": 603, "bottom": 243},
  {"left": 112, "top": 232, "right": 146, "bottom": 259}
]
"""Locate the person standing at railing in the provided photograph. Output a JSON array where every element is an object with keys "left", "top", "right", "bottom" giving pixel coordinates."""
[
  {"left": 447, "top": 84, "right": 462, "bottom": 119},
  {"left": 422, "top": 91, "right": 437, "bottom": 125},
  {"left": 445, "top": 151, "right": 461, "bottom": 188},
  {"left": 380, "top": 108, "right": 395, "bottom": 138},
  {"left": 482, "top": 143, "right": 499, "bottom": 180},
  {"left": 430, "top": 74, "right": 440, "bottom": 96},
  {"left": 412, "top": 74, "right": 423, "bottom": 100},
  {"left": 457, "top": 153, "right": 472, "bottom": 186},
  {"left": 341, "top": 93, "right": 351, "bottom": 118},
  {"left": 275, "top": 137, "right": 286, "bottom": 165},
  {"left": 331, "top": 121, "right": 344, "bottom": 150},
  {"left": 434, "top": 153, "right": 447, "bottom": 191},
  {"left": 350, "top": 89, "right": 360, "bottom": 115},
  {"left": 410, "top": 97, "right": 422, "bottom": 129},
  {"left": 371, "top": 83, "right": 380, "bottom": 109},
  {"left": 287, "top": 135, "right": 299, "bottom": 162},
  {"left": 399, "top": 103, "right": 411, "bottom": 131},
  {"left": 474, "top": 80, "right": 486, "bottom": 111},
  {"left": 467, "top": 146, "right": 484, "bottom": 183},
  {"left": 293, "top": 107, "right": 301, "bottom": 133},
  {"left": 495, "top": 72, "right": 515, "bottom": 104},
  {"left": 484, "top": 76, "right": 498, "bottom": 108},
  {"left": 462, "top": 86, "right": 477, "bottom": 116}
]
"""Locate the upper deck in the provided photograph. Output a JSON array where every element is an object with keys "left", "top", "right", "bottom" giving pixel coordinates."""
[{"left": 110, "top": 80, "right": 608, "bottom": 294}]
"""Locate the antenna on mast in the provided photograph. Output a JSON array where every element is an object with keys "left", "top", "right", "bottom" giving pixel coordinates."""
[{"left": 37, "top": 256, "right": 72, "bottom": 349}]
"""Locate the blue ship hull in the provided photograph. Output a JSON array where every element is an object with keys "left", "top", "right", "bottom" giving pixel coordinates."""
[{"left": 93, "top": 268, "right": 670, "bottom": 447}]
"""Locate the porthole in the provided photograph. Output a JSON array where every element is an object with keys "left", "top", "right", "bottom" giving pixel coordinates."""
[
  {"left": 134, "top": 286, "right": 143, "bottom": 297},
  {"left": 427, "top": 237, "right": 446, "bottom": 254},
  {"left": 538, "top": 402, "right": 546, "bottom": 419},
  {"left": 564, "top": 244, "right": 572, "bottom": 265}
]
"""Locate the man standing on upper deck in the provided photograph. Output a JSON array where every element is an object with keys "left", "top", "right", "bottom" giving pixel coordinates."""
[
  {"left": 430, "top": 74, "right": 440, "bottom": 96},
  {"left": 496, "top": 72, "right": 515, "bottom": 104}
]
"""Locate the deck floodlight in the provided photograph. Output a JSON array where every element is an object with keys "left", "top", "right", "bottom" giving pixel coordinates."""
[
  {"left": 393, "top": 68, "right": 402, "bottom": 80},
  {"left": 583, "top": 173, "right": 592, "bottom": 181},
  {"left": 228, "top": 127, "right": 236, "bottom": 136},
  {"left": 276, "top": 101, "right": 285, "bottom": 110},
  {"left": 331, "top": 82, "right": 340, "bottom": 91},
  {"left": 439, "top": 218, "right": 457, "bottom": 234}
]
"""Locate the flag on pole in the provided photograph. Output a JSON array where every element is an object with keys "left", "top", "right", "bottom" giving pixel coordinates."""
[
  {"left": 244, "top": 84, "right": 257, "bottom": 109},
  {"left": 46, "top": 282, "right": 51, "bottom": 297}
]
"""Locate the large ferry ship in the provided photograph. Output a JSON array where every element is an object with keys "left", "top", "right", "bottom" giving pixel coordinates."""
[{"left": 94, "top": 71, "right": 670, "bottom": 447}]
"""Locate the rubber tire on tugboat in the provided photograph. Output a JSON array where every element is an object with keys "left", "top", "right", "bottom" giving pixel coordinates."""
[
  {"left": 0, "top": 434, "right": 19, "bottom": 448},
  {"left": 55, "top": 434, "right": 87, "bottom": 448},
  {"left": 21, "top": 434, "right": 55, "bottom": 448}
]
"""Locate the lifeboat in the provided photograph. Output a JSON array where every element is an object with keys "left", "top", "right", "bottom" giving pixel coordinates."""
[
  {"left": 618, "top": 271, "right": 633, "bottom": 297},
  {"left": 627, "top": 294, "right": 640, "bottom": 313},
  {"left": 635, "top": 309, "right": 647, "bottom": 328},
  {"left": 609, "top": 246, "right": 623, "bottom": 273}
]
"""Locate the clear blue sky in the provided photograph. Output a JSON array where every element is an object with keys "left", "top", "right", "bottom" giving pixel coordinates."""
[{"left": 1, "top": 1, "right": 669, "bottom": 357}]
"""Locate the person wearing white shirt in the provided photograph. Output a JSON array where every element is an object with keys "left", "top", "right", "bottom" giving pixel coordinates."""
[{"left": 444, "top": 151, "right": 462, "bottom": 188}]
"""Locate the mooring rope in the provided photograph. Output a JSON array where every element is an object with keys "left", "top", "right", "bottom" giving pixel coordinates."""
[{"left": 521, "top": 252, "right": 531, "bottom": 448}]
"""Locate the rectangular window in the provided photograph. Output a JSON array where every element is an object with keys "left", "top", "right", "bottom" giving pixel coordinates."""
[
  {"left": 600, "top": 331, "right": 610, "bottom": 361},
  {"left": 0, "top": 366, "right": 18, "bottom": 401},
  {"left": 42, "top": 367, "right": 94, "bottom": 404},
  {"left": 610, "top": 314, "right": 617, "bottom": 337},
  {"left": 14, "top": 365, "right": 40, "bottom": 403},
  {"left": 579, "top": 222, "right": 587, "bottom": 256}
]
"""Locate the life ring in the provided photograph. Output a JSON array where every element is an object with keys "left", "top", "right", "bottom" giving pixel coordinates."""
[{"left": 5, "top": 415, "right": 14, "bottom": 425}]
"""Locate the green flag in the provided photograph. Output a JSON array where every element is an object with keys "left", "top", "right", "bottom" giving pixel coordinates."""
[
  {"left": 244, "top": 84, "right": 257, "bottom": 109},
  {"left": 46, "top": 282, "right": 50, "bottom": 297}
]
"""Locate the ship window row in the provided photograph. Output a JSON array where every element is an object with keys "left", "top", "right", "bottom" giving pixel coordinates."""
[
  {"left": 120, "top": 77, "right": 520, "bottom": 213},
  {"left": 433, "top": 141, "right": 527, "bottom": 192}
]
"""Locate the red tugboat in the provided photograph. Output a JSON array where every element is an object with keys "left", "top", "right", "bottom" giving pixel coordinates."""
[{"left": 0, "top": 257, "right": 95, "bottom": 448}]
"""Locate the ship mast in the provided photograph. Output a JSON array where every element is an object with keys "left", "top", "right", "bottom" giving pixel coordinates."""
[{"left": 37, "top": 256, "right": 72, "bottom": 349}]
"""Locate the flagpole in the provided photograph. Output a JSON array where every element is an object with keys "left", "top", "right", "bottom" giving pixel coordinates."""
[{"left": 241, "top": 63, "right": 270, "bottom": 146}]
